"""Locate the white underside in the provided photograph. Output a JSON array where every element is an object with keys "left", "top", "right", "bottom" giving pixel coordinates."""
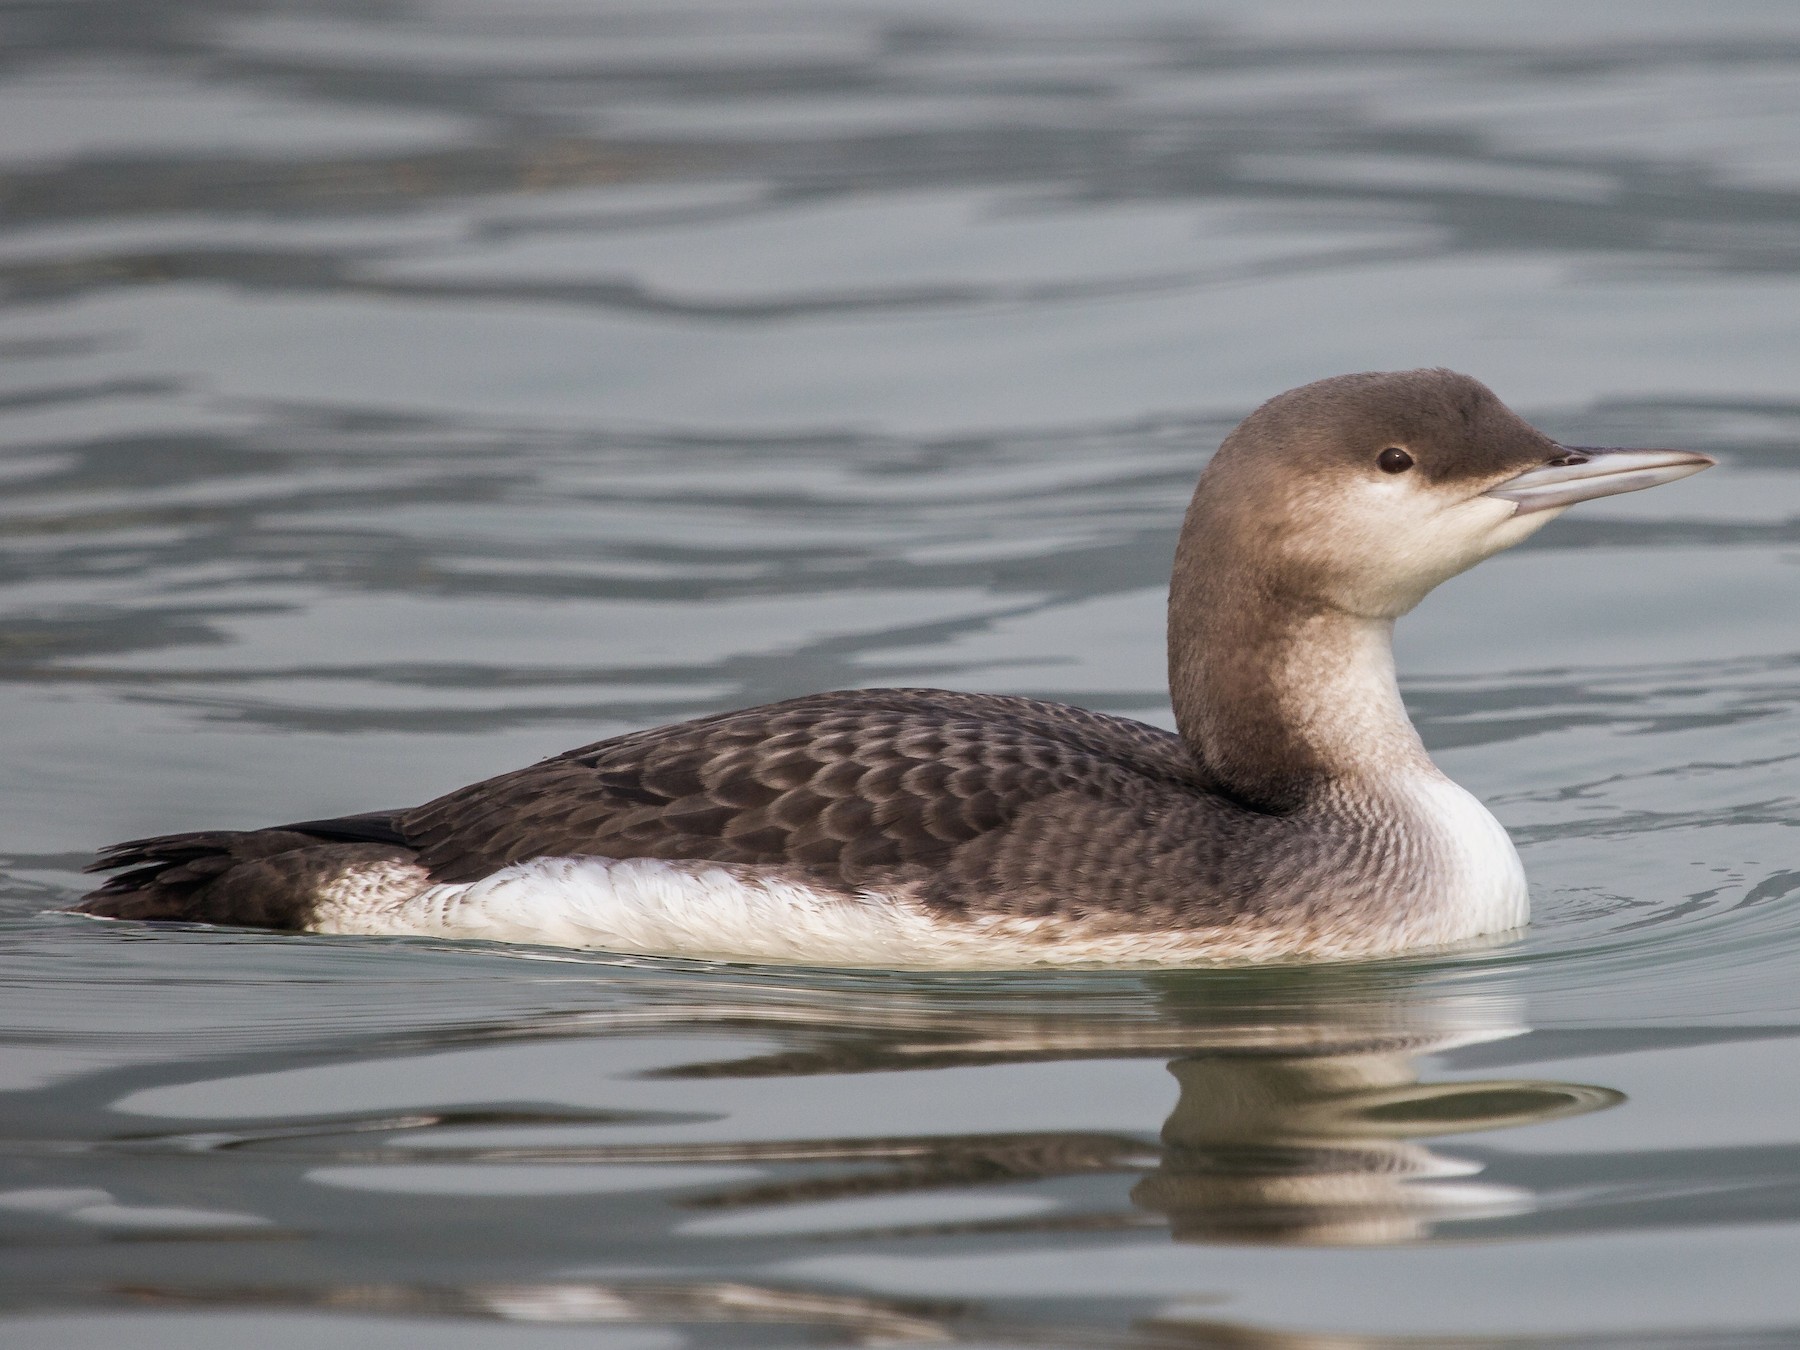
[
  {"left": 312, "top": 855, "right": 1313, "bottom": 966},
  {"left": 308, "top": 780, "right": 1531, "bottom": 968},
  {"left": 1401, "top": 771, "right": 1531, "bottom": 940}
]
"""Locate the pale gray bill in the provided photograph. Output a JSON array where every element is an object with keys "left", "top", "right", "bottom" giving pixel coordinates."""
[{"left": 1482, "top": 447, "right": 1716, "bottom": 515}]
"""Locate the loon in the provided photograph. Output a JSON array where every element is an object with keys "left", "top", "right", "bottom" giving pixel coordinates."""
[{"left": 78, "top": 370, "right": 1714, "bottom": 966}]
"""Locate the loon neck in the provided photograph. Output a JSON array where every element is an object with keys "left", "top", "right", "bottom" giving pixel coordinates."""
[{"left": 1167, "top": 577, "right": 1432, "bottom": 812}]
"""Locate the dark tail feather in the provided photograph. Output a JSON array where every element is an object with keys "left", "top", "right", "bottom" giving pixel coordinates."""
[
  {"left": 79, "top": 819, "right": 418, "bottom": 929},
  {"left": 81, "top": 831, "right": 257, "bottom": 915}
]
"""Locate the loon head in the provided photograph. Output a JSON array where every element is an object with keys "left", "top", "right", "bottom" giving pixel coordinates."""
[{"left": 1180, "top": 367, "right": 1715, "bottom": 621}]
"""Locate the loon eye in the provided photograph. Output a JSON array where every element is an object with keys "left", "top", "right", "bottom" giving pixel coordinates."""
[{"left": 1377, "top": 446, "right": 1414, "bottom": 474}]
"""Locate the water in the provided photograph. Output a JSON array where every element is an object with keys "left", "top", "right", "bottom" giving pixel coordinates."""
[{"left": 2, "top": 1, "right": 1798, "bottom": 1343}]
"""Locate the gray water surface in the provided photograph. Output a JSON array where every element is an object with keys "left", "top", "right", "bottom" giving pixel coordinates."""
[{"left": 2, "top": 2, "right": 1799, "bottom": 1345}]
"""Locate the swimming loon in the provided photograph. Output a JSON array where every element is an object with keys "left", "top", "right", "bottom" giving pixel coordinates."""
[{"left": 78, "top": 370, "right": 1714, "bottom": 966}]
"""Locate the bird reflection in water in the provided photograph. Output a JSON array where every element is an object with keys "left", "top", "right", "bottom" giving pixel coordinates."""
[
  {"left": 657, "top": 968, "right": 1618, "bottom": 1249},
  {"left": 82, "top": 966, "right": 1623, "bottom": 1346},
  {"left": 1137, "top": 1040, "right": 1614, "bottom": 1246}
]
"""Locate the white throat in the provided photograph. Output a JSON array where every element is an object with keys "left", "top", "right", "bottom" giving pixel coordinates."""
[
  {"left": 1296, "top": 613, "right": 1529, "bottom": 943},
  {"left": 1280, "top": 614, "right": 1429, "bottom": 778}
]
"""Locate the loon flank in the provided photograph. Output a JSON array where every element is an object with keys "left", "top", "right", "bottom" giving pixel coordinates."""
[{"left": 78, "top": 370, "right": 1714, "bottom": 966}]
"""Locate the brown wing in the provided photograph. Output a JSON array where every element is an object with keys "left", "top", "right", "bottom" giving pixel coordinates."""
[{"left": 399, "top": 688, "right": 1198, "bottom": 887}]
